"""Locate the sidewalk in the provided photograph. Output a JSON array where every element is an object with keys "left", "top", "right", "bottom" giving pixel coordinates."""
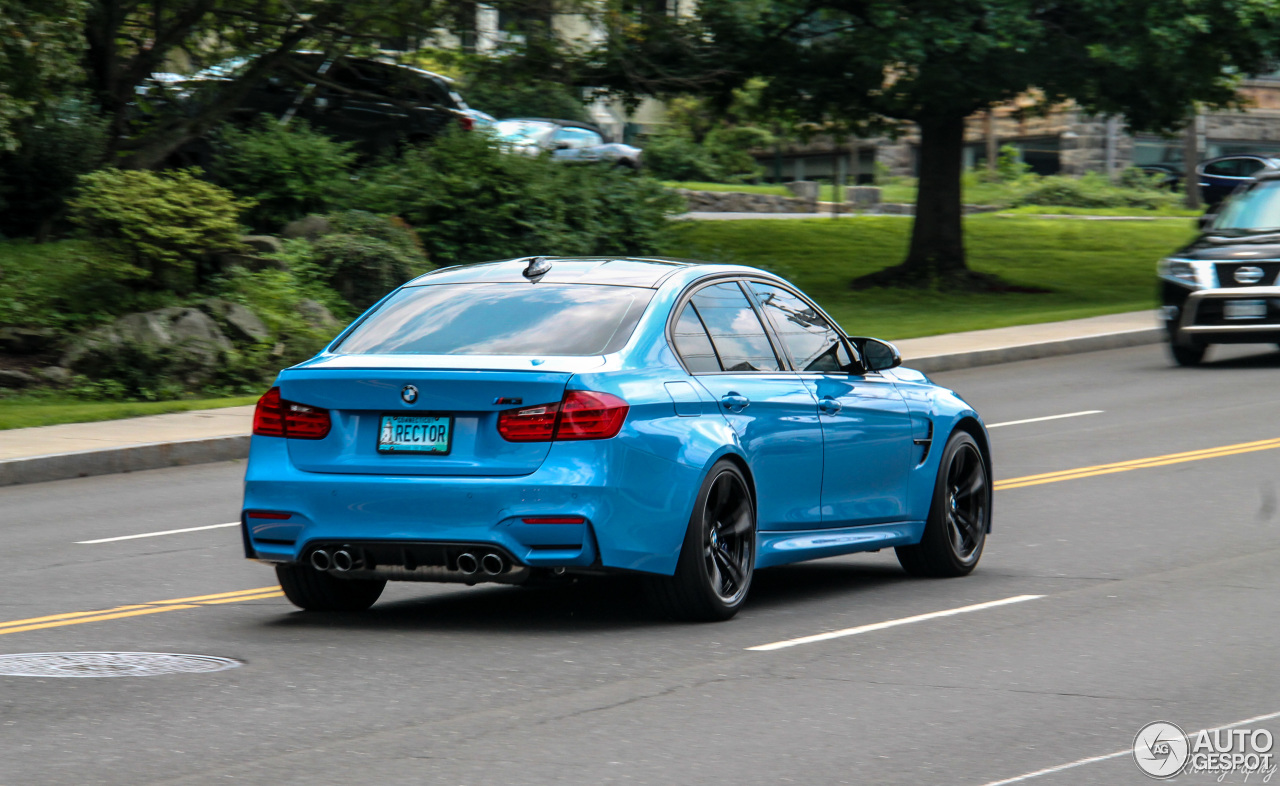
[{"left": 0, "top": 310, "right": 1161, "bottom": 486}]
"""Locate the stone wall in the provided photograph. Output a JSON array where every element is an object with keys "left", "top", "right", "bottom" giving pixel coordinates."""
[{"left": 675, "top": 189, "right": 818, "bottom": 213}]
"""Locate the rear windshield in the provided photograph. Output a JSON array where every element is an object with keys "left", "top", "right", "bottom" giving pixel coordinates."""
[{"left": 334, "top": 283, "right": 654, "bottom": 356}]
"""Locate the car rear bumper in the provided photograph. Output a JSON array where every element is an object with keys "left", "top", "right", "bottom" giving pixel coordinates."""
[{"left": 241, "top": 434, "right": 701, "bottom": 576}]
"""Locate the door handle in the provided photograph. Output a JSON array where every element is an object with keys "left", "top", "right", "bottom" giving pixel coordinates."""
[
  {"left": 720, "top": 393, "right": 750, "bottom": 412},
  {"left": 818, "top": 396, "right": 843, "bottom": 415}
]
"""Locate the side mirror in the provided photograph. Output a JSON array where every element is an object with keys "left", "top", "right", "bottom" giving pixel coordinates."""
[{"left": 850, "top": 337, "right": 902, "bottom": 372}]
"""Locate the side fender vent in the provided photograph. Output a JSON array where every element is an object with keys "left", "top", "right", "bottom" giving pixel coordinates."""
[{"left": 913, "top": 421, "right": 934, "bottom": 467}]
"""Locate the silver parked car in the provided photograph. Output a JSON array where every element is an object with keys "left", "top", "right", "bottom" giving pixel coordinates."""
[{"left": 493, "top": 118, "right": 642, "bottom": 169}]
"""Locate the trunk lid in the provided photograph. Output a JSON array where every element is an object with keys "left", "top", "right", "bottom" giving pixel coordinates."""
[{"left": 279, "top": 355, "right": 602, "bottom": 476}]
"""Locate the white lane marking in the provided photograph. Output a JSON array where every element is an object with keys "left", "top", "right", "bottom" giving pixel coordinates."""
[
  {"left": 746, "top": 594, "right": 1043, "bottom": 652},
  {"left": 77, "top": 522, "right": 239, "bottom": 544},
  {"left": 977, "top": 708, "right": 1280, "bottom": 785},
  {"left": 987, "top": 410, "right": 1103, "bottom": 429}
]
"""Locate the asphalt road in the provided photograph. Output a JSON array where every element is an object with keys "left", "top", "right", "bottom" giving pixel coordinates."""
[{"left": 3, "top": 342, "right": 1279, "bottom": 785}]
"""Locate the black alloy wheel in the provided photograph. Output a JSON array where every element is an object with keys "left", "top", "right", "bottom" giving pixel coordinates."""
[
  {"left": 648, "top": 460, "right": 756, "bottom": 621},
  {"left": 897, "top": 431, "right": 990, "bottom": 578}
]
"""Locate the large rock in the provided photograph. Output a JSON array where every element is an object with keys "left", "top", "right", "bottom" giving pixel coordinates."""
[
  {"left": 33, "top": 366, "right": 73, "bottom": 386},
  {"left": 297, "top": 299, "right": 340, "bottom": 331},
  {"left": 63, "top": 307, "right": 233, "bottom": 386},
  {"left": 199, "top": 298, "right": 271, "bottom": 344},
  {"left": 846, "top": 186, "right": 882, "bottom": 207},
  {"left": 283, "top": 214, "right": 332, "bottom": 241},
  {"left": 785, "top": 180, "right": 820, "bottom": 202}
]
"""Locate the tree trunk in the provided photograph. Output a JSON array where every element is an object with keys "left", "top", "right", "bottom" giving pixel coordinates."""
[
  {"left": 904, "top": 112, "right": 967, "bottom": 277},
  {"left": 852, "top": 111, "right": 987, "bottom": 289}
]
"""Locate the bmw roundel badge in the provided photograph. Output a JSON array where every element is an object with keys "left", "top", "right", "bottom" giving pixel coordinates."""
[{"left": 401, "top": 385, "right": 419, "bottom": 405}]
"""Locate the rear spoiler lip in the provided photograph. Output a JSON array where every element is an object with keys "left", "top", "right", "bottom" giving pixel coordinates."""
[{"left": 287, "top": 353, "right": 607, "bottom": 374}]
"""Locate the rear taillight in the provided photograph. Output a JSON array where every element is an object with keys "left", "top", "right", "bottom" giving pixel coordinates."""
[
  {"left": 253, "top": 387, "right": 285, "bottom": 437},
  {"left": 458, "top": 114, "right": 475, "bottom": 131},
  {"left": 557, "top": 391, "right": 629, "bottom": 440},
  {"left": 497, "top": 390, "right": 628, "bottom": 442},
  {"left": 497, "top": 402, "right": 559, "bottom": 442},
  {"left": 252, "top": 387, "right": 331, "bottom": 440}
]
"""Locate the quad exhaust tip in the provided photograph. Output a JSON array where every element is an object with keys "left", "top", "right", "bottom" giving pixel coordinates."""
[
  {"left": 481, "top": 553, "right": 506, "bottom": 576},
  {"left": 310, "top": 549, "right": 332, "bottom": 571},
  {"left": 332, "top": 549, "right": 354, "bottom": 572},
  {"left": 456, "top": 552, "right": 479, "bottom": 575}
]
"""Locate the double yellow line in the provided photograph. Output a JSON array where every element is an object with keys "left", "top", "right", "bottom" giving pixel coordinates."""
[
  {"left": 995, "top": 436, "right": 1280, "bottom": 491},
  {"left": 0, "top": 586, "right": 282, "bottom": 637}
]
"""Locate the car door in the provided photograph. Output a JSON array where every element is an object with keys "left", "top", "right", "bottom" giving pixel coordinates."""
[
  {"left": 746, "top": 281, "right": 914, "bottom": 527},
  {"left": 674, "top": 280, "right": 824, "bottom": 531}
]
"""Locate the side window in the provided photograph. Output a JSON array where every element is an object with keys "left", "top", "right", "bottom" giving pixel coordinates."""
[
  {"left": 690, "top": 282, "right": 781, "bottom": 372},
  {"left": 1206, "top": 159, "right": 1249, "bottom": 178},
  {"left": 1203, "top": 160, "right": 1232, "bottom": 177},
  {"left": 748, "top": 282, "right": 852, "bottom": 372},
  {"left": 672, "top": 303, "right": 721, "bottom": 372},
  {"left": 553, "top": 128, "right": 599, "bottom": 149}
]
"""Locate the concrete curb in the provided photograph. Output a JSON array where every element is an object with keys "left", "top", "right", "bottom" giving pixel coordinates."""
[
  {"left": 903, "top": 327, "right": 1165, "bottom": 373},
  {"left": 0, "top": 327, "right": 1168, "bottom": 487},
  {"left": 0, "top": 435, "right": 249, "bottom": 488}
]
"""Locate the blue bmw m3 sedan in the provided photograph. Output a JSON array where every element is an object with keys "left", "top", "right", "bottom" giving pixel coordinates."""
[{"left": 241, "top": 256, "right": 992, "bottom": 620}]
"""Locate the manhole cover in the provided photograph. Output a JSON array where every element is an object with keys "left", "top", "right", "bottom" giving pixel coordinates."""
[{"left": 0, "top": 652, "right": 241, "bottom": 678}]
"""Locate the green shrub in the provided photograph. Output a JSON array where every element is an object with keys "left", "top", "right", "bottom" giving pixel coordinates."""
[
  {"left": 311, "top": 215, "right": 431, "bottom": 309},
  {"left": 68, "top": 168, "right": 253, "bottom": 292},
  {"left": 1116, "top": 166, "right": 1175, "bottom": 191},
  {"left": 643, "top": 132, "right": 720, "bottom": 182},
  {"left": 209, "top": 117, "right": 357, "bottom": 232},
  {"left": 356, "top": 131, "right": 683, "bottom": 266},
  {"left": 644, "top": 126, "right": 772, "bottom": 183},
  {"left": 1014, "top": 172, "right": 1181, "bottom": 210}
]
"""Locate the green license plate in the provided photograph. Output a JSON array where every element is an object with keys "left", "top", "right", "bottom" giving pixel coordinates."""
[{"left": 378, "top": 414, "right": 452, "bottom": 454}]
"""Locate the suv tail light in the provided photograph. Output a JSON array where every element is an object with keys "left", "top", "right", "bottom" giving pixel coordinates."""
[
  {"left": 253, "top": 387, "right": 331, "bottom": 440},
  {"left": 458, "top": 114, "right": 475, "bottom": 131},
  {"left": 498, "top": 390, "right": 628, "bottom": 442}
]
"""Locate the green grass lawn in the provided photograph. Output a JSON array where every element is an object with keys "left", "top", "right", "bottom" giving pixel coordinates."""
[
  {"left": 0, "top": 395, "right": 259, "bottom": 431},
  {"left": 665, "top": 179, "right": 1199, "bottom": 216},
  {"left": 660, "top": 214, "right": 1196, "bottom": 340}
]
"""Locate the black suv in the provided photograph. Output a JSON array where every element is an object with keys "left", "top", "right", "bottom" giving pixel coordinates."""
[
  {"left": 1160, "top": 170, "right": 1280, "bottom": 365},
  {"left": 156, "top": 52, "right": 474, "bottom": 153}
]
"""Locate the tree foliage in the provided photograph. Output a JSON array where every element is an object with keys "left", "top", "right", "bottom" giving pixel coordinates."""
[
  {"left": 0, "top": 0, "right": 88, "bottom": 151},
  {"left": 599, "top": 0, "right": 1280, "bottom": 286}
]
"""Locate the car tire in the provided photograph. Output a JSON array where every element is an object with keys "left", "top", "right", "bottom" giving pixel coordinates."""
[
  {"left": 276, "top": 564, "right": 386, "bottom": 611},
  {"left": 647, "top": 460, "right": 756, "bottom": 622},
  {"left": 896, "top": 430, "right": 990, "bottom": 578},
  {"left": 1169, "top": 340, "right": 1206, "bottom": 366}
]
